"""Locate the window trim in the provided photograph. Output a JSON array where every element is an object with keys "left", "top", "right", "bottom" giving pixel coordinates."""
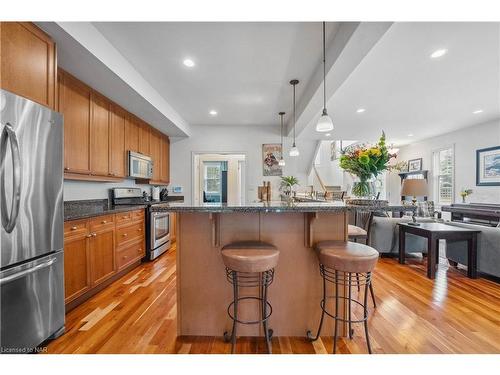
[{"left": 432, "top": 144, "right": 455, "bottom": 207}]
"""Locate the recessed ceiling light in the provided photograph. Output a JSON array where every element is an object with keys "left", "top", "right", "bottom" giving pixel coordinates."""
[
  {"left": 472, "top": 109, "right": 483, "bottom": 114},
  {"left": 408, "top": 133, "right": 414, "bottom": 137},
  {"left": 325, "top": 133, "right": 331, "bottom": 137},
  {"left": 183, "top": 58, "right": 195, "bottom": 67},
  {"left": 430, "top": 49, "right": 447, "bottom": 59},
  {"left": 209, "top": 110, "right": 217, "bottom": 116},
  {"left": 356, "top": 108, "right": 366, "bottom": 113}
]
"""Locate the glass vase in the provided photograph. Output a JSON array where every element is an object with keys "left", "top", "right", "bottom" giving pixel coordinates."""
[{"left": 351, "top": 178, "right": 376, "bottom": 198}]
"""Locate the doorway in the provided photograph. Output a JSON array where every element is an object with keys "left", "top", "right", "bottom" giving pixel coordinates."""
[{"left": 192, "top": 153, "right": 246, "bottom": 205}]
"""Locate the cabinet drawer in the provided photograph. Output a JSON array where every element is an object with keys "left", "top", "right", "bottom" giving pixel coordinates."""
[
  {"left": 89, "top": 214, "right": 115, "bottom": 232},
  {"left": 116, "top": 211, "right": 133, "bottom": 225},
  {"left": 116, "top": 222, "right": 144, "bottom": 246},
  {"left": 132, "top": 209, "right": 145, "bottom": 221},
  {"left": 117, "top": 240, "right": 144, "bottom": 270},
  {"left": 64, "top": 219, "right": 88, "bottom": 238}
]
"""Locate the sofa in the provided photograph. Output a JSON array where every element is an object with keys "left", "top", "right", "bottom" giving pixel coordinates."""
[
  {"left": 369, "top": 215, "right": 500, "bottom": 279},
  {"left": 445, "top": 222, "right": 500, "bottom": 279},
  {"left": 370, "top": 216, "right": 435, "bottom": 255}
]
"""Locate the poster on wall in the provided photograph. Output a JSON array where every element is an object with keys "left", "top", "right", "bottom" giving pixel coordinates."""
[
  {"left": 262, "top": 143, "right": 283, "bottom": 176},
  {"left": 476, "top": 146, "right": 500, "bottom": 186}
]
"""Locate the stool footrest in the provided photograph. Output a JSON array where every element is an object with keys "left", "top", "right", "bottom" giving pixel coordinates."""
[{"left": 227, "top": 296, "right": 272, "bottom": 325}]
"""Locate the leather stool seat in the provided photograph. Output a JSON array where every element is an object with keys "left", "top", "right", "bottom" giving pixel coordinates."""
[
  {"left": 222, "top": 241, "right": 279, "bottom": 273},
  {"left": 347, "top": 224, "right": 367, "bottom": 237},
  {"left": 315, "top": 241, "right": 379, "bottom": 273}
]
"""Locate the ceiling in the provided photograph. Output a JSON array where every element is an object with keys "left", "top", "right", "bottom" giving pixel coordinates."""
[
  {"left": 93, "top": 22, "right": 338, "bottom": 126},
  {"left": 301, "top": 22, "right": 500, "bottom": 145}
]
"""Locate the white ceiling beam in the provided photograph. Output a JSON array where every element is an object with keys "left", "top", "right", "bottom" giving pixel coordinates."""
[
  {"left": 37, "top": 22, "right": 191, "bottom": 137},
  {"left": 288, "top": 22, "right": 393, "bottom": 138}
]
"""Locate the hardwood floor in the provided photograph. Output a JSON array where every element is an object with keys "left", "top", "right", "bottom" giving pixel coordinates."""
[{"left": 46, "top": 244, "right": 500, "bottom": 354}]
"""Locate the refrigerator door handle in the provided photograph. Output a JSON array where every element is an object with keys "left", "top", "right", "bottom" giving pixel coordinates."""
[
  {"left": 0, "top": 122, "right": 22, "bottom": 233},
  {"left": 0, "top": 258, "right": 56, "bottom": 286}
]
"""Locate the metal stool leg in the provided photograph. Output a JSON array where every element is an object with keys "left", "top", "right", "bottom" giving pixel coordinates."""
[
  {"left": 333, "top": 270, "right": 339, "bottom": 354},
  {"left": 307, "top": 268, "right": 327, "bottom": 341},
  {"left": 223, "top": 270, "right": 239, "bottom": 353},
  {"left": 369, "top": 281, "right": 377, "bottom": 308},
  {"left": 356, "top": 273, "right": 361, "bottom": 292},
  {"left": 364, "top": 273, "right": 372, "bottom": 354},
  {"left": 348, "top": 273, "right": 353, "bottom": 339},
  {"left": 262, "top": 281, "right": 272, "bottom": 354}
]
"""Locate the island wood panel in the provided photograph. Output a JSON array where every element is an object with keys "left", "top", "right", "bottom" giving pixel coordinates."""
[
  {"left": 0, "top": 22, "right": 57, "bottom": 109},
  {"left": 176, "top": 211, "right": 347, "bottom": 337}
]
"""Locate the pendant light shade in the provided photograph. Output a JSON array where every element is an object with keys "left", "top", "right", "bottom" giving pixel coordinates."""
[
  {"left": 316, "top": 22, "right": 334, "bottom": 133},
  {"left": 289, "top": 79, "right": 300, "bottom": 157},
  {"left": 278, "top": 111, "right": 286, "bottom": 166}
]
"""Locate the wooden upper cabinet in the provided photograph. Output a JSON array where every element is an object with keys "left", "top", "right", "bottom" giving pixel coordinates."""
[
  {"left": 90, "top": 93, "right": 110, "bottom": 176},
  {"left": 59, "top": 70, "right": 92, "bottom": 174},
  {"left": 138, "top": 121, "right": 150, "bottom": 155},
  {"left": 109, "top": 105, "right": 126, "bottom": 178},
  {"left": 124, "top": 115, "right": 139, "bottom": 154},
  {"left": 160, "top": 135, "right": 170, "bottom": 183},
  {"left": 149, "top": 129, "right": 161, "bottom": 182},
  {"left": 0, "top": 22, "right": 56, "bottom": 109}
]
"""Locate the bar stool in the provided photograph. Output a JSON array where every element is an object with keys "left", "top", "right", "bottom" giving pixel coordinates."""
[
  {"left": 221, "top": 241, "right": 279, "bottom": 354},
  {"left": 307, "top": 241, "right": 379, "bottom": 354}
]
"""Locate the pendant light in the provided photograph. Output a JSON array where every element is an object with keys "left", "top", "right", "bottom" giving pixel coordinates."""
[
  {"left": 289, "top": 79, "right": 300, "bottom": 157},
  {"left": 278, "top": 111, "right": 286, "bottom": 166},
  {"left": 316, "top": 22, "right": 334, "bottom": 133}
]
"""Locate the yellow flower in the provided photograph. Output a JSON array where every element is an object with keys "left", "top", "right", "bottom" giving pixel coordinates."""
[{"left": 369, "top": 148, "right": 381, "bottom": 157}]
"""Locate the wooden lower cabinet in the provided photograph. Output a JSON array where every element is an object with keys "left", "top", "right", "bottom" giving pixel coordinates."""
[
  {"left": 63, "top": 233, "right": 91, "bottom": 303},
  {"left": 63, "top": 209, "right": 145, "bottom": 308},
  {"left": 89, "top": 228, "right": 115, "bottom": 285}
]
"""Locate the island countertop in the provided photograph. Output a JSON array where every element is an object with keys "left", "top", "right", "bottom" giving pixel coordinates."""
[{"left": 150, "top": 200, "right": 413, "bottom": 213}]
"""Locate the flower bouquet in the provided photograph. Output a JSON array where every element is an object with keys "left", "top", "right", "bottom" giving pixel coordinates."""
[{"left": 339, "top": 132, "right": 393, "bottom": 197}]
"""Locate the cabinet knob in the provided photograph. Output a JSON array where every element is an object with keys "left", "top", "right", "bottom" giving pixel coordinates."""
[
  {"left": 71, "top": 226, "right": 78, "bottom": 230},
  {"left": 123, "top": 255, "right": 128, "bottom": 259},
  {"left": 64, "top": 167, "right": 70, "bottom": 171},
  {"left": 123, "top": 233, "right": 128, "bottom": 237},
  {"left": 101, "top": 220, "right": 107, "bottom": 224},
  {"left": 86, "top": 234, "right": 92, "bottom": 238},
  {"left": 92, "top": 233, "right": 97, "bottom": 237},
  {"left": 137, "top": 228, "right": 142, "bottom": 232},
  {"left": 122, "top": 215, "right": 128, "bottom": 219}
]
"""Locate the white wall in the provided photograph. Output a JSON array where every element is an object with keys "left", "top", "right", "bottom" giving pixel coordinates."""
[
  {"left": 64, "top": 179, "right": 153, "bottom": 201},
  {"left": 170, "top": 125, "right": 317, "bottom": 204},
  {"left": 387, "top": 119, "right": 500, "bottom": 205}
]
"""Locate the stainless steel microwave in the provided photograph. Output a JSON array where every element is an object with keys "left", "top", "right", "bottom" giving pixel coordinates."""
[{"left": 128, "top": 151, "right": 153, "bottom": 179}]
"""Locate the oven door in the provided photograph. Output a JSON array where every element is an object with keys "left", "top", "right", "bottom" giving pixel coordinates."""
[{"left": 150, "top": 212, "right": 170, "bottom": 249}]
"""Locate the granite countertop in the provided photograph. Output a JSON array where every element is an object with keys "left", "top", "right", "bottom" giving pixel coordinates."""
[
  {"left": 64, "top": 199, "right": 147, "bottom": 221},
  {"left": 150, "top": 201, "right": 414, "bottom": 213}
]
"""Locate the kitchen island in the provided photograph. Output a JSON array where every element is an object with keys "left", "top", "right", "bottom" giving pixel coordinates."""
[{"left": 153, "top": 201, "right": 410, "bottom": 337}]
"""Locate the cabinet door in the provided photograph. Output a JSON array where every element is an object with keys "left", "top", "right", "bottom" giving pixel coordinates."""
[
  {"left": 59, "top": 70, "right": 92, "bottom": 174},
  {"left": 124, "top": 115, "right": 139, "bottom": 153},
  {"left": 109, "top": 105, "right": 126, "bottom": 178},
  {"left": 64, "top": 234, "right": 91, "bottom": 303},
  {"left": 160, "top": 135, "right": 170, "bottom": 183},
  {"left": 138, "top": 121, "right": 150, "bottom": 155},
  {"left": 89, "top": 228, "right": 115, "bottom": 286},
  {"left": 149, "top": 129, "right": 161, "bottom": 182},
  {"left": 90, "top": 93, "right": 110, "bottom": 176},
  {"left": 0, "top": 22, "right": 56, "bottom": 109}
]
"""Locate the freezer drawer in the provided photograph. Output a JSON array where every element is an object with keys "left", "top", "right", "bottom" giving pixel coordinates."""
[{"left": 0, "top": 251, "right": 65, "bottom": 352}]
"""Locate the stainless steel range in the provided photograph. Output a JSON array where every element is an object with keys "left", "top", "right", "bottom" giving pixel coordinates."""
[
  {"left": 112, "top": 188, "right": 171, "bottom": 261},
  {"left": 0, "top": 89, "right": 65, "bottom": 352}
]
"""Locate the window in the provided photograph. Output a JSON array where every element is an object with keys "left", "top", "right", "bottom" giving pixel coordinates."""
[
  {"left": 203, "top": 161, "right": 228, "bottom": 203},
  {"left": 433, "top": 147, "right": 454, "bottom": 206}
]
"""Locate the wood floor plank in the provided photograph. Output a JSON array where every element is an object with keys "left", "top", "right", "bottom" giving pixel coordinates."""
[{"left": 46, "top": 245, "right": 500, "bottom": 354}]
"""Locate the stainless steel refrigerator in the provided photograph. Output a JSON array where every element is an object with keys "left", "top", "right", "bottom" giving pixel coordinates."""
[{"left": 0, "top": 89, "right": 64, "bottom": 352}]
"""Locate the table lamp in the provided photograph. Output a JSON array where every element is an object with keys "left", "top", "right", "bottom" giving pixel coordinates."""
[{"left": 401, "top": 179, "right": 428, "bottom": 226}]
